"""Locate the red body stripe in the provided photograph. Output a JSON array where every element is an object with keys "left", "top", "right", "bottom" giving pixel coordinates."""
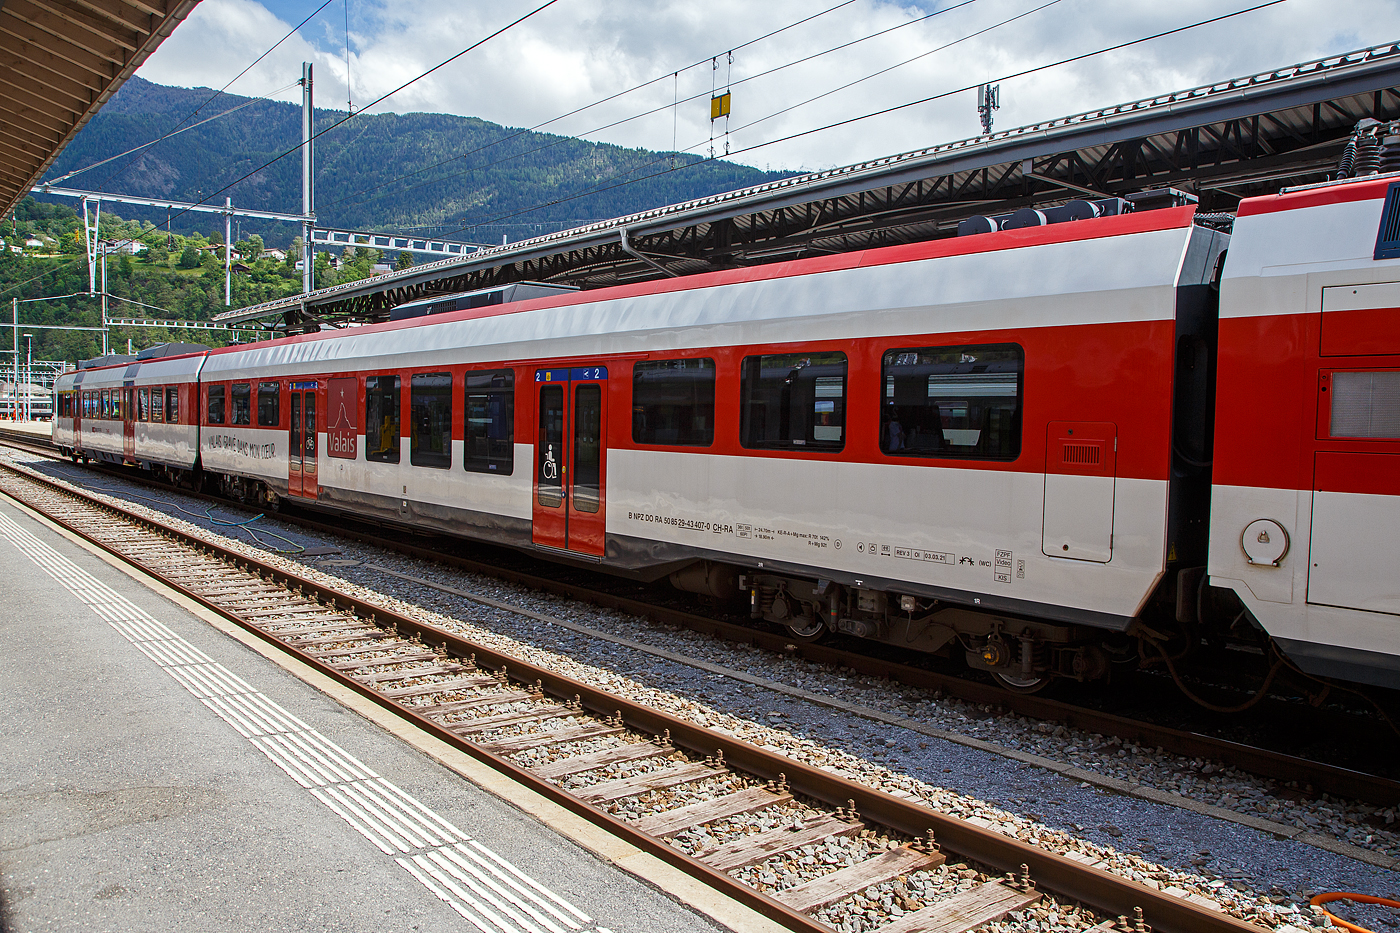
[
  {"left": 1321, "top": 306, "right": 1400, "bottom": 356},
  {"left": 1315, "top": 451, "right": 1400, "bottom": 496},
  {"left": 1236, "top": 176, "right": 1393, "bottom": 217}
]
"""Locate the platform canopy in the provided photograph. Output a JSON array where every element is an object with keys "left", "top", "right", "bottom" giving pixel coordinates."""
[
  {"left": 0, "top": 0, "right": 200, "bottom": 219},
  {"left": 218, "top": 40, "right": 1400, "bottom": 334}
]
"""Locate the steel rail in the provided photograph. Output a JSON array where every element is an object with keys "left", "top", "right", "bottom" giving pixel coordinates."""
[
  {"left": 0, "top": 458, "right": 1266, "bottom": 933},
  {"left": 5, "top": 427, "right": 1397, "bottom": 806}
]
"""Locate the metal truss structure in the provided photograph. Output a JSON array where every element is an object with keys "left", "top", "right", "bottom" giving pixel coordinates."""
[{"left": 216, "top": 41, "right": 1400, "bottom": 334}]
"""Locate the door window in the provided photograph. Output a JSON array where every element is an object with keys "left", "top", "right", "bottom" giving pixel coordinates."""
[
  {"left": 365, "top": 375, "right": 401, "bottom": 463},
  {"left": 573, "top": 383, "right": 601, "bottom": 513},
  {"left": 538, "top": 385, "right": 564, "bottom": 507}
]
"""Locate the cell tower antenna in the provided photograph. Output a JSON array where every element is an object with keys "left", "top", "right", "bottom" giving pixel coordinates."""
[{"left": 978, "top": 83, "right": 1000, "bottom": 135}]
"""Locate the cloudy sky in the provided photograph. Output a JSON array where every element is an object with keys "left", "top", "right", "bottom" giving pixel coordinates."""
[{"left": 137, "top": 0, "right": 1398, "bottom": 173}]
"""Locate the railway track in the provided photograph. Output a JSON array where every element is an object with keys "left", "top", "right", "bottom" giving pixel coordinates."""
[
  {"left": 4, "top": 428, "right": 1397, "bottom": 813},
  {"left": 0, "top": 454, "right": 1269, "bottom": 933}
]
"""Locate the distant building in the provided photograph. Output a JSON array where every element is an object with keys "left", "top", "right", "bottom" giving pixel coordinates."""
[
  {"left": 264, "top": 248, "right": 287, "bottom": 262},
  {"left": 101, "top": 239, "right": 146, "bottom": 255}
]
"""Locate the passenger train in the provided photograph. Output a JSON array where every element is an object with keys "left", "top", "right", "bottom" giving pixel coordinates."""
[{"left": 52, "top": 174, "right": 1400, "bottom": 694}]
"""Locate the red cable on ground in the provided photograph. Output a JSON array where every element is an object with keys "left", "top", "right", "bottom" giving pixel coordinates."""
[{"left": 1310, "top": 892, "right": 1400, "bottom": 933}]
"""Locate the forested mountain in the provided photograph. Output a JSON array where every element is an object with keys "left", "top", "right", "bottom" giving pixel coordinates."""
[{"left": 39, "top": 76, "right": 794, "bottom": 246}]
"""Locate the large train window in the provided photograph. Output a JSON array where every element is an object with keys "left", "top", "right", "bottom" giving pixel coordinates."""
[
  {"left": 166, "top": 386, "right": 179, "bottom": 423},
  {"left": 464, "top": 369, "right": 514, "bottom": 475},
  {"left": 410, "top": 373, "right": 452, "bottom": 468},
  {"left": 138, "top": 388, "right": 149, "bottom": 422},
  {"left": 257, "top": 382, "right": 280, "bottom": 427},
  {"left": 365, "top": 375, "right": 401, "bottom": 463},
  {"left": 740, "top": 352, "right": 847, "bottom": 451},
  {"left": 101, "top": 390, "right": 111, "bottom": 419},
  {"left": 633, "top": 358, "right": 715, "bottom": 447},
  {"left": 880, "top": 344, "right": 1023, "bottom": 460},
  {"left": 207, "top": 385, "right": 225, "bottom": 424},
  {"left": 151, "top": 387, "right": 164, "bottom": 422},
  {"left": 231, "top": 383, "right": 252, "bottom": 425}
]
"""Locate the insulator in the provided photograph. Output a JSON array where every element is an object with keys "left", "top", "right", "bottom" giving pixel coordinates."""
[
  {"left": 1380, "top": 130, "right": 1400, "bottom": 175},
  {"left": 1337, "top": 137, "right": 1357, "bottom": 178},
  {"left": 1353, "top": 131, "right": 1383, "bottom": 176}
]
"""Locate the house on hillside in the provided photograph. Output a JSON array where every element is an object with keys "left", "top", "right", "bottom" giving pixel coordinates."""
[{"left": 264, "top": 247, "right": 287, "bottom": 262}]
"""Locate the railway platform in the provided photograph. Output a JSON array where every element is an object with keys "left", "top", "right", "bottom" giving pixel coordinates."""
[{"left": 0, "top": 494, "right": 769, "bottom": 933}]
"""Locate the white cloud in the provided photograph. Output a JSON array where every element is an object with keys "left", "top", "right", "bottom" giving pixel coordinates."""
[{"left": 138, "top": 0, "right": 1400, "bottom": 174}]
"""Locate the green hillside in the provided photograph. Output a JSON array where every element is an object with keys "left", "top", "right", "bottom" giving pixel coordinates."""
[{"left": 39, "top": 76, "right": 794, "bottom": 246}]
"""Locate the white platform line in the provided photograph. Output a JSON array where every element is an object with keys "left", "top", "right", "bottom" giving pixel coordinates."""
[{"left": 0, "top": 507, "right": 594, "bottom": 930}]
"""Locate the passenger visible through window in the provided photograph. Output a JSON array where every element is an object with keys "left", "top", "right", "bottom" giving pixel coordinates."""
[
  {"left": 231, "top": 383, "right": 251, "bottom": 425},
  {"left": 881, "top": 344, "right": 1023, "bottom": 460},
  {"left": 464, "top": 369, "right": 514, "bottom": 474},
  {"left": 258, "top": 382, "right": 280, "bottom": 427},
  {"left": 633, "top": 358, "right": 715, "bottom": 446},
  {"left": 410, "top": 373, "right": 452, "bottom": 468},
  {"left": 740, "top": 352, "right": 847, "bottom": 450},
  {"left": 365, "top": 375, "right": 401, "bottom": 463}
]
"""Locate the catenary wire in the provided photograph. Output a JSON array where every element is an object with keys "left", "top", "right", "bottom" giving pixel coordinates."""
[
  {"left": 141, "top": 0, "right": 564, "bottom": 237},
  {"left": 49, "top": 0, "right": 339, "bottom": 189},
  {"left": 324, "top": 0, "right": 983, "bottom": 213},
  {"left": 436, "top": 0, "right": 1287, "bottom": 240}
]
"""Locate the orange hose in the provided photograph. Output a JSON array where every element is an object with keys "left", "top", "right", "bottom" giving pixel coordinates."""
[{"left": 1310, "top": 892, "right": 1400, "bottom": 933}]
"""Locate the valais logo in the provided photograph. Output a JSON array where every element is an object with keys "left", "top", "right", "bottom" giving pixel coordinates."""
[{"left": 328, "top": 378, "right": 357, "bottom": 458}]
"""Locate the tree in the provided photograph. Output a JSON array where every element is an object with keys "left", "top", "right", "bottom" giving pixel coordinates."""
[
  {"left": 396, "top": 251, "right": 414, "bottom": 270},
  {"left": 118, "top": 254, "right": 134, "bottom": 278},
  {"left": 237, "top": 234, "right": 264, "bottom": 261},
  {"left": 177, "top": 244, "right": 200, "bottom": 268}
]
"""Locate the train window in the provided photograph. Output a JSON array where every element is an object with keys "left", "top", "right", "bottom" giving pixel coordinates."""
[
  {"left": 257, "top": 382, "right": 280, "bottom": 427},
  {"left": 880, "top": 344, "right": 1023, "bottom": 460},
  {"left": 410, "top": 373, "right": 452, "bottom": 468},
  {"left": 740, "top": 352, "right": 847, "bottom": 451},
  {"left": 151, "top": 386, "right": 164, "bottom": 421},
  {"left": 365, "top": 375, "right": 401, "bottom": 463},
  {"left": 632, "top": 359, "right": 715, "bottom": 447},
  {"left": 166, "top": 386, "right": 179, "bottom": 423},
  {"left": 101, "top": 390, "right": 111, "bottom": 419},
  {"left": 464, "top": 369, "right": 514, "bottom": 475},
  {"left": 1329, "top": 370, "right": 1400, "bottom": 438},
  {"left": 538, "top": 384, "right": 564, "bottom": 507},
  {"left": 138, "top": 388, "right": 149, "bottom": 421},
  {"left": 207, "top": 385, "right": 225, "bottom": 424},
  {"left": 231, "top": 383, "right": 251, "bottom": 425}
]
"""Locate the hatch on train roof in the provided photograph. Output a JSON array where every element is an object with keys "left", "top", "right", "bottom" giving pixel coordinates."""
[{"left": 388, "top": 282, "right": 578, "bottom": 323}]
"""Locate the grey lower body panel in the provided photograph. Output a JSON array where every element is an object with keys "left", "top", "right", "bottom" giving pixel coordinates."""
[
  {"left": 1274, "top": 636, "right": 1400, "bottom": 690},
  {"left": 604, "top": 532, "right": 1135, "bottom": 632},
  {"left": 315, "top": 484, "right": 534, "bottom": 549}
]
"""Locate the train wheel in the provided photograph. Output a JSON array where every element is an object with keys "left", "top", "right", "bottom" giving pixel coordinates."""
[
  {"left": 991, "top": 671, "right": 1051, "bottom": 694},
  {"left": 783, "top": 616, "right": 827, "bottom": 643}
]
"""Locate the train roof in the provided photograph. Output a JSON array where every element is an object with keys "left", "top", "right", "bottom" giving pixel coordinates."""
[{"left": 214, "top": 41, "right": 1400, "bottom": 335}]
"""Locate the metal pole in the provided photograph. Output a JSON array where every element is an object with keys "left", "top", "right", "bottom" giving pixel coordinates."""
[
  {"left": 24, "top": 334, "right": 31, "bottom": 422},
  {"left": 301, "top": 62, "right": 315, "bottom": 294},
  {"left": 10, "top": 299, "right": 16, "bottom": 421},
  {"left": 225, "top": 196, "right": 233, "bottom": 306},
  {"left": 101, "top": 248, "right": 109, "bottom": 355}
]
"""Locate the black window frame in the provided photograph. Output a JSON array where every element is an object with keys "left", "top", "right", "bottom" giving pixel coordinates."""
[
  {"left": 879, "top": 343, "right": 1024, "bottom": 462},
  {"left": 463, "top": 368, "right": 514, "bottom": 475},
  {"left": 231, "top": 382, "right": 251, "bottom": 425},
  {"left": 166, "top": 386, "right": 179, "bottom": 423},
  {"left": 151, "top": 385, "right": 164, "bottom": 422},
  {"left": 365, "top": 374, "right": 402, "bottom": 463},
  {"left": 410, "top": 372, "right": 453, "bottom": 469},
  {"left": 632, "top": 358, "right": 716, "bottom": 447},
  {"left": 257, "top": 381, "right": 280, "bottom": 427},
  {"left": 207, "top": 384, "right": 225, "bottom": 424},
  {"left": 739, "top": 351, "right": 848, "bottom": 452}
]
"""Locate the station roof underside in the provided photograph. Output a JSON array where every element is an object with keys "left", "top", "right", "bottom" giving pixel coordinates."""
[
  {"left": 0, "top": 0, "right": 200, "bottom": 220},
  {"left": 220, "top": 40, "right": 1400, "bottom": 333}
]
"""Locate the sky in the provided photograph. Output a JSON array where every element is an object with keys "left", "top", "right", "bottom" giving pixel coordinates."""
[{"left": 135, "top": 0, "right": 1399, "bottom": 174}]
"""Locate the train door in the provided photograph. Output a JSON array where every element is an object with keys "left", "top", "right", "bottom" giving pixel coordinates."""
[
  {"left": 72, "top": 386, "right": 82, "bottom": 453},
  {"left": 287, "top": 382, "right": 318, "bottom": 498},
  {"left": 122, "top": 386, "right": 136, "bottom": 461},
  {"left": 531, "top": 366, "right": 608, "bottom": 557}
]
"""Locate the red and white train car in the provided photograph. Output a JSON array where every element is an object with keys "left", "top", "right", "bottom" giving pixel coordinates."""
[
  {"left": 53, "top": 350, "right": 202, "bottom": 476},
  {"left": 1209, "top": 176, "right": 1400, "bottom": 688},
  {"left": 195, "top": 204, "right": 1225, "bottom": 690}
]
